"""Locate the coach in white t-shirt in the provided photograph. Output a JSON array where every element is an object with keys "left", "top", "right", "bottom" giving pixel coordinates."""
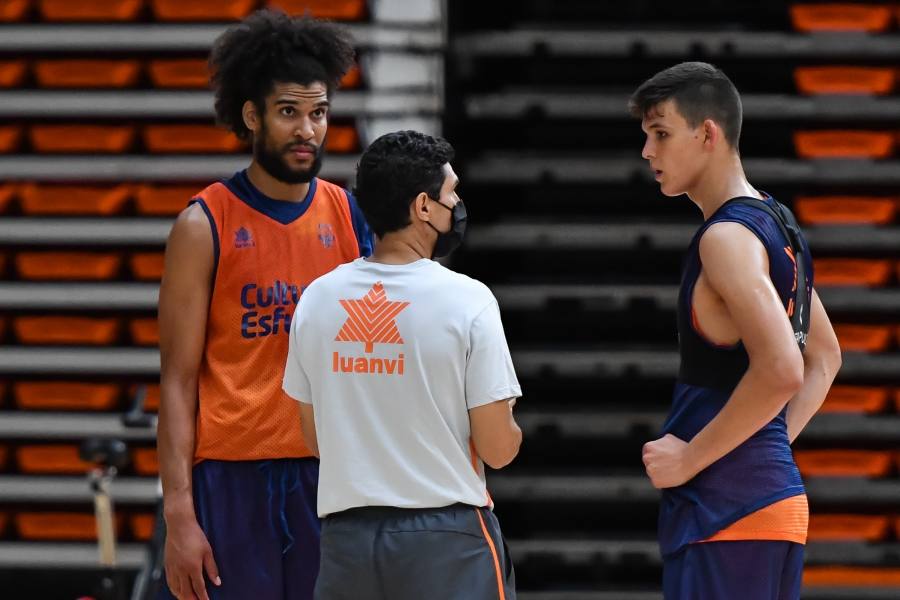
[{"left": 283, "top": 130, "right": 522, "bottom": 600}]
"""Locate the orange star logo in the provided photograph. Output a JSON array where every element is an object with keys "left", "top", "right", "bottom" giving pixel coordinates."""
[{"left": 335, "top": 282, "right": 410, "bottom": 353}]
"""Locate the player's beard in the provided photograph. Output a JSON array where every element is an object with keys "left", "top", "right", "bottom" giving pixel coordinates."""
[{"left": 254, "top": 122, "right": 325, "bottom": 185}]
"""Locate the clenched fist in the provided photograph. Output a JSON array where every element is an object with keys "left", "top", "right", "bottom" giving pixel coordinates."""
[{"left": 642, "top": 434, "right": 697, "bottom": 489}]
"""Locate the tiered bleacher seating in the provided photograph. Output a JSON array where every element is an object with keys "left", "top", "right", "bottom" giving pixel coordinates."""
[
  {"left": 0, "top": 1, "right": 444, "bottom": 596},
  {"left": 449, "top": 1, "right": 900, "bottom": 598}
]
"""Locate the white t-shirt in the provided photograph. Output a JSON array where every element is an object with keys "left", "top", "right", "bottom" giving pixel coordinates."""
[{"left": 283, "top": 257, "right": 521, "bottom": 517}]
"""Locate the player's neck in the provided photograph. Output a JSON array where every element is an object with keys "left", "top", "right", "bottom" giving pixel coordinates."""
[
  {"left": 688, "top": 154, "right": 761, "bottom": 220},
  {"left": 246, "top": 161, "right": 311, "bottom": 202},
  {"left": 368, "top": 231, "right": 434, "bottom": 265}
]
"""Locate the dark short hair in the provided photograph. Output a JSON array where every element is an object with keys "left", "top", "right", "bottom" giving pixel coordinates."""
[
  {"left": 628, "top": 62, "right": 743, "bottom": 148},
  {"left": 353, "top": 131, "right": 455, "bottom": 238},
  {"left": 209, "top": 9, "right": 354, "bottom": 141}
]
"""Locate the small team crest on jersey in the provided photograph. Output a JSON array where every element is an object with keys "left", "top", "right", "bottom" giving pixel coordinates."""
[
  {"left": 234, "top": 227, "right": 255, "bottom": 249},
  {"left": 317, "top": 223, "right": 335, "bottom": 249}
]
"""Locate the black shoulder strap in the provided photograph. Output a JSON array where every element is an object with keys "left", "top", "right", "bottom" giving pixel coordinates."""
[{"left": 729, "top": 198, "right": 810, "bottom": 352}]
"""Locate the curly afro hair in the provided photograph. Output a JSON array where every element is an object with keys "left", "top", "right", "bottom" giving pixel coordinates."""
[
  {"left": 353, "top": 130, "right": 456, "bottom": 238},
  {"left": 209, "top": 9, "right": 355, "bottom": 141}
]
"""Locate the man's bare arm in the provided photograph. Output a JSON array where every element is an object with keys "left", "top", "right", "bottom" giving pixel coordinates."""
[
  {"left": 158, "top": 204, "right": 212, "bottom": 523},
  {"left": 786, "top": 289, "right": 841, "bottom": 442},
  {"left": 470, "top": 398, "right": 522, "bottom": 469},
  {"left": 157, "top": 203, "right": 220, "bottom": 598},
  {"left": 643, "top": 223, "right": 804, "bottom": 488}
]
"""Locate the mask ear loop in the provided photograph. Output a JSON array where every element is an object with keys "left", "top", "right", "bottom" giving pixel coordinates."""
[{"left": 424, "top": 197, "right": 453, "bottom": 235}]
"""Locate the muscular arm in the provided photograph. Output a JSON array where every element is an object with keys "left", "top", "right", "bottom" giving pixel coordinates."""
[
  {"left": 158, "top": 203, "right": 213, "bottom": 523},
  {"left": 644, "top": 223, "right": 805, "bottom": 488},
  {"left": 786, "top": 289, "right": 841, "bottom": 442},
  {"left": 157, "top": 204, "right": 220, "bottom": 598}
]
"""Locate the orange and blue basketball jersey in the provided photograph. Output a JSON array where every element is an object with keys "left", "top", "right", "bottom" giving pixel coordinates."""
[
  {"left": 191, "top": 170, "right": 372, "bottom": 462},
  {"left": 659, "top": 194, "right": 813, "bottom": 558}
]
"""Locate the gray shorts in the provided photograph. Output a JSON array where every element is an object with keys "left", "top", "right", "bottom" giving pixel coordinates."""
[{"left": 315, "top": 503, "right": 516, "bottom": 600}]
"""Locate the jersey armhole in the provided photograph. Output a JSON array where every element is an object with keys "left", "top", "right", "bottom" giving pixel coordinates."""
[
  {"left": 692, "top": 218, "right": 770, "bottom": 349},
  {"left": 188, "top": 197, "right": 220, "bottom": 290}
]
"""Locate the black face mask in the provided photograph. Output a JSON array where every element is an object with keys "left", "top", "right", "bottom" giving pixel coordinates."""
[{"left": 427, "top": 199, "right": 467, "bottom": 258}]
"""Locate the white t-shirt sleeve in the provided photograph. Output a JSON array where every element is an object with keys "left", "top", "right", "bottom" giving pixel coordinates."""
[
  {"left": 282, "top": 300, "right": 312, "bottom": 405},
  {"left": 465, "top": 299, "right": 521, "bottom": 409}
]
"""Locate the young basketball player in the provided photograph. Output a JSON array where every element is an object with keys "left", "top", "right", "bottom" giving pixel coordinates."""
[
  {"left": 282, "top": 130, "right": 521, "bottom": 600},
  {"left": 631, "top": 62, "right": 842, "bottom": 599},
  {"left": 157, "top": 10, "right": 372, "bottom": 600}
]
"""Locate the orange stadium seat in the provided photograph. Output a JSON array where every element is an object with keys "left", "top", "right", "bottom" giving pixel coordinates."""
[
  {"left": 325, "top": 125, "right": 359, "bottom": 153},
  {"left": 833, "top": 324, "right": 893, "bottom": 353},
  {"left": 0, "top": 60, "right": 27, "bottom": 87},
  {"left": 16, "top": 512, "right": 122, "bottom": 541},
  {"left": 149, "top": 62, "right": 360, "bottom": 93},
  {"left": 895, "top": 389, "right": 900, "bottom": 412},
  {"left": 13, "top": 316, "right": 120, "bottom": 345},
  {"left": 132, "top": 447, "right": 158, "bottom": 475},
  {"left": 795, "top": 66, "right": 896, "bottom": 96},
  {"left": 30, "top": 124, "right": 136, "bottom": 153},
  {"left": 135, "top": 383, "right": 160, "bottom": 412},
  {"left": 804, "top": 566, "right": 900, "bottom": 587},
  {"left": 0, "top": 184, "right": 15, "bottom": 214},
  {"left": 14, "top": 381, "right": 120, "bottom": 411},
  {"left": 270, "top": 0, "right": 367, "bottom": 21},
  {"left": 794, "top": 450, "right": 893, "bottom": 478},
  {"left": 130, "top": 318, "right": 159, "bottom": 346},
  {"left": 38, "top": 0, "right": 143, "bottom": 22},
  {"left": 19, "top": 183, "right": 131, "bottom": 215},
  {"left": 790, "top": 4, "right": 893, "bottom": 33},
  {"left": 130, "top": 252, "right": 165, "bottom": 280},
  {"left": 147, "top": 58, "right": 209, "bottom": 89},
  {"left": 150, "top": 0, "right": 256, "bottom": 21},
  {"left": 34, "top": 60, "right": 141, "bottom": 89},
  {"left": 130, "top": 513, "right": 156, "bottom": 541},
  {"left": 341, "top": 65, "right": 362, "bottom": 89},
  {"left": 16, "top": 252, "right": 122, "bottom": 280},
  {"left": 0, "top": 0, "right": 30, "bottom": 22},
  {"left": 135, "top": 184, "right": 196, "bottom": 215},
  {"left": 814, "top": 259, "right": 892, "bottom": 287},
  {"left": 794, "top": 196, "right": 896, "bottom": 226},
  {"left": 143, "top": 124, "right": 244, "bottom": 153},
  {"left": 16, "top": 445, "right": 94, "bottom": 474},
  {"left": 0, "top": 125, "right": 23, "bottom": 153},
  {"left": 808, "top": 514, "right": 890, "bottom": 541},
  {"left": 820, "top": 386, "right": 889, "bottom": 414},
  {"left": 794, "top": 131, "right": 894, "bottom": 159}
]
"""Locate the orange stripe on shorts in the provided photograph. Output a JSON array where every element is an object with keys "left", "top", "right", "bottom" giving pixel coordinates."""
[{"left": 474, "top": 508, "right": 506, "bottom": 600}]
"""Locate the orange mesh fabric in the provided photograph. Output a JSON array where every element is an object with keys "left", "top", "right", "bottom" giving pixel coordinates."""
[
  {"left": 193, "top": 178, "right": 362, "bottom": 461},
  {"left": 701, "top": 494, "right": 809, "bottom": 544}
]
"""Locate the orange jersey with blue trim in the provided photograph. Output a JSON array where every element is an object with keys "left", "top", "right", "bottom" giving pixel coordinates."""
[{"left": 192, "top": 170, "right": 372, "bottom": 462}]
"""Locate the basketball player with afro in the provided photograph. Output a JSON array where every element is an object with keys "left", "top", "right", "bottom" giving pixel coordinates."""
[{"left": 157, "top": 10, "right": 372, "bottom": 600}]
